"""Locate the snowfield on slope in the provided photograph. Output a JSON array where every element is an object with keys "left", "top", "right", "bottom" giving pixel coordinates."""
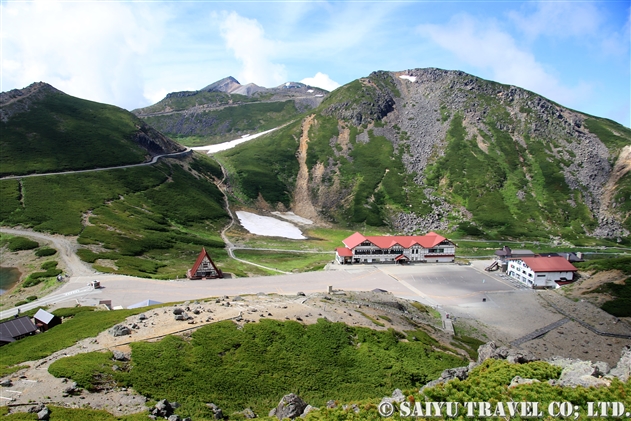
[{"left": 236, "top": 211, "right": 306, "bottom": 239}]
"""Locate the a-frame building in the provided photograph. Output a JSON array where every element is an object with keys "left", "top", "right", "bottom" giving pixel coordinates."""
[{"left": 187, "top": 247, "right": 223, "bottom": 280}]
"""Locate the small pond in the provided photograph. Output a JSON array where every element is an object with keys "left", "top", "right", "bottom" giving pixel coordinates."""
[{"left": 0, "top": 267, "right": 21, "bottom": 295}]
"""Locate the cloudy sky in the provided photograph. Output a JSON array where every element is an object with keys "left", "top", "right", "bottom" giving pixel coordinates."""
[{"left": 2, "top": 0, "right": 629, "bottom": 126}]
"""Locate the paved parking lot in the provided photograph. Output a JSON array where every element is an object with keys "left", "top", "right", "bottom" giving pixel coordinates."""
[{"left": 378, "top": 262, "right": 517, "bottom": 306}]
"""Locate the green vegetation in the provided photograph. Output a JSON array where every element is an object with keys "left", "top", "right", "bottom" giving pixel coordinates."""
[
  {"left": 0, "top": 406, "right": 148, "bottom": 421},
  {"left": 51, "top": 319, "right": 464, "bottom": 419},
  {"left": 575, "top": 256, "right": 631, "bottom": 275},
  {"left": 219, "top": 121, "right": 301, "bottom": 207},
  {"left": 356, "top": 311, "right": 386, "bottom": 327},
  {"left": 0, "top": 306, "right": 147, "bottom": 377},
  {"left": 584, "top": 117, "right": 631, "bottom": 153},
  {"left": 22, "top": 260, "right": 62, "bottom": 287},
  {"left": 49, "top": 351, "right": 130, "bottom": 391},
  {"left": 6, "top": 236, "right": 39, "bottom": 251},
  {"left": 35, "top": 247, "right": 57, "bottom": 257},
  {"left": 233, "top": 250, "right": 332, "bottom": 273},
  {"left": 1, "top": 91, "right": 149, "bottom": 176},
  {"left": 0, "top": 156, "right": 230, "bottom": 278}
]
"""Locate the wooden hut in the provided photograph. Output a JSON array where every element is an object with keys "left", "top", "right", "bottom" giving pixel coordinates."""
[
  {"left": 187, "top": 247, "right": 222, "bottom": 280},
  {"left": 33, "top": 308, "right": 61, "bottom": 332},
  {"left": 0, "top": 316, "right": 37, "bottom": 346}
]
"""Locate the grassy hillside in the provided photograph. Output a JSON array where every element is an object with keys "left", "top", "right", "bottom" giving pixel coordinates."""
[
  {"left": 0, "top": 154, "right": 233, "bottom": 278},
  {"left": 0, "top": 89, "right": 174, "bottom": 176},
  {"left": 49, "top": 318, "right": 465, "bottom": 419}
]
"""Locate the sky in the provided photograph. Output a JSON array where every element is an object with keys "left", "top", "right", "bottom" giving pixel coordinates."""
[{"left": 1, "top": 0, "right": 629, "bottom": 127}]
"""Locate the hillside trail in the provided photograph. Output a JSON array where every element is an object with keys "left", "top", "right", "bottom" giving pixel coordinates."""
[
  {"left": 211, "top": 158, "right": 290, "bottom": 275},
  {"left": 0, "top": 149, "right": 192, "bottom": 181},
  {"left": 0, "top": 227, "right": 94, "bottom": 277}
]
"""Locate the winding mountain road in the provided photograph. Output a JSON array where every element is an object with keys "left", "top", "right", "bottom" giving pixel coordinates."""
[{"left": 0, "top": 148, "right": 193, "bottom": 180}]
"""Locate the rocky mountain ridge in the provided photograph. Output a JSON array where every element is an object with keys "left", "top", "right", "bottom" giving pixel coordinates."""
[
  {"left": 221, "top": 68, "right": 631, "bottom": 241},
  {"left": 132, "top": 76, "right": 329, "bottom": 145}
]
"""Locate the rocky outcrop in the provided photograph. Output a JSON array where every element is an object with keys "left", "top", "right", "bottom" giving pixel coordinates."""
[
  {"left": 421, "top": 342, "right": 631, "bottom": 393},
  {"left": 109, "top": 325, "right": 131, "bottom": 337},
  {"left": 607, "top": 345, "right": 631, "bottom": 382},
  {"left": 0, "top": 82, "right": 62, "bottom": 122},
  {"left": 269, "top": 394, "right": 308, "bottom": 420},
  {"left": 132, "top": 122, "right": 186, "bottom": 156},
  {"left": 547, "top": 358, "right": 611, "bottom": 388},
  {"left": 476, "top": 341, "right": 538, "bottom": 365}
]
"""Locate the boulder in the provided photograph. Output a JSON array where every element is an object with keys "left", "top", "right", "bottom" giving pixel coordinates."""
[
  {"left": 167, "top": 416, "right": 181, "bottom": 421},
  {"left": 440, "top": 367, "right": 469, "bottom": 381},
  {"left": 239, "top": 408, "right": 257, "bottom": 419},
  {"left": 301, "top": 405, "right": 318, "bottom": 417},
  {"left": 476, "top": 342, "right": 539, "bottom": 365},
  {"left": 174, "top": 312, "right": 188, "bottom": 321},
  {"left": 173, "top": 308, "right": 184, "bottom": 315},
  {"left": 608, "top": 346, "right": 631, "bottom": 382},
  {"left": 28, "top": 404, "right": 45, "bottom": 413},
  {"left": 109, "top": 325, "right": 131, "bottom": 337},
  {"left": 206, "top": 402, "right": 224, "bottom": 419},
  {"left": 509, "top": 376, "right": 540, "bottom": 388},
  {"left": 37, "top": 407, "right": 50, "bottom": 420},
  {"left": 112, "top": 350, "right": 130, "bottom": 361},
  {"left": 549, "top": 360, "right": 612, "bottom": 388},
  {"left": 326, "top": 400, "right": 337, "bottom": 409},
  {"left": 391, "top": 389, "right": 406, "bottom": 403},
  {"left": 151, "top": 399, "right": 174, "bottom": 418},
  {"left": 271, "top": 393, "right": 308, "bottom": 420},
  {"left": 0, "top": 379, "right": 12, "bottom": 387},
  {"left": 63, "top": 382, "right": 79, "bottom": 395},
  {"left": 476, "top": 342, "right": 498, "bottom": 364}
]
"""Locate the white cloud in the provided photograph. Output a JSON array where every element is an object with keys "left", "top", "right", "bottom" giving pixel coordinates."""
[
  {"left": 300, "top": 72, "right": 340, "bottom": 92},
  {"left": 508, "top": 2, "right": 603, "bottom": 40},
  {"left": 416, "top": 14, "right": 591, "bottom": 106},
  {"left": 219, "top": 12, "right": 287, "bottom": 88},
  {"left": 1, "top": 2, "right": 167, "bottom": 110}
]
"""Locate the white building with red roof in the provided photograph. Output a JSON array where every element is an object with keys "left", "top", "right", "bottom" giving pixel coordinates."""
[
  {"left": 335, "top": 232, "right": 456, "bottom": 264},
  {"left": 507, "top": 256, "right": 577, "bottom": 288}
]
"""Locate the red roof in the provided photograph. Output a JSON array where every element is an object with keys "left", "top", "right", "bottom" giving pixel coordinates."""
[
  {"left": 188, "top": 247, "right": 222, "bottom": 279},
  {"left": 342, "top": 232, "right": 450, "bottom": 249},
  {"left": 335, "top": 247, "right": 353, "bottom": 257},
  {"left": 521, "top": 256, "right": 577, "bottom": 272}
]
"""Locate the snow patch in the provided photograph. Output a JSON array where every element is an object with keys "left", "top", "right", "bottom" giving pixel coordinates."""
[
  {"left": 271, "top": 211, "right": 313, "bottom": 225},
  {"left": 236, "top": 211, "right": 306, "bottom": 239},
  {"left": 399, "top": 75, "right": 417, "bottom": 82},
  {"left": 190, "top": 127, "right": 280, "bottom": 154}
]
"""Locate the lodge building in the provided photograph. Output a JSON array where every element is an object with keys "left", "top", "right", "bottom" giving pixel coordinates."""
[{"left": 335, "top": 232, "right": 456, "bottom": 264}]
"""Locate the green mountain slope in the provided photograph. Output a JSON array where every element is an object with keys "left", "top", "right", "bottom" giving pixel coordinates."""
[
  {"left": 0, "top": 83, "right": 185, "bottom": 177},
  {"left": 133, "top": 77, "right": 328, "bottom": 146},
  {"left": 219, "top": 68, "right": 631, "bottom": 242},
  {"left": 0, "top": 83, "right": 233, "bottom": 278}
]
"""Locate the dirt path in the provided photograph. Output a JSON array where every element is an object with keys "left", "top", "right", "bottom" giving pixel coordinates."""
[
  {"left": 0, "top": 228, "right": 94, "bottom": 277},
  {"left": 0, "top": 149, "right": 192, "bottom": 180}
]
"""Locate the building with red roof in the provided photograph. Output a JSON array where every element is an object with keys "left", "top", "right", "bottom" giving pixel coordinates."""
[
  {"left": 335, "top": 232, "right": 456, "bottom": 264},
  {"left": 507, "top": 256, "right": 577, "bottom": 288},
  {"left": 187, "top": 247, "right": 222, "bottom": 280}
]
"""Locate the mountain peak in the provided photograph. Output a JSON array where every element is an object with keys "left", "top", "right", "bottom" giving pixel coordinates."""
[
  {"left": 200, "top": 76, "right": 241, "bottom": 93},
  {"left": 1, "top": 82, "right": 63, "bottom": 122}
]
